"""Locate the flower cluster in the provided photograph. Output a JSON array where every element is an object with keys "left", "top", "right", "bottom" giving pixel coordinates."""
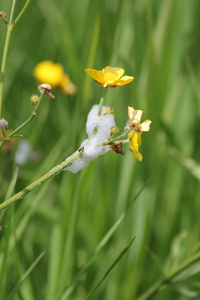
[
  {"left": 83, "top": 66, "right": 151, "bottom": 164},
  {"left": 61, "top": 66, "right": 151, "bottom": 173},
  {"left": 33, "top": 61, "right": 77, "bottom": 95}
]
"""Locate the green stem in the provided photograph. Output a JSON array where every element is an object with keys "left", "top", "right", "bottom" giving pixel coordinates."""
[
  {"left": 85, "top": 236, "right": 136, "bottom": 300},
  {"left": 7, "top": 250, "right": 46, "bottom": 300},
  {"left": 0, "top": 148, "right": 84, "bottom": 212},
  {"left": 0, "top": 94, "right": 43, "bottom": 150},
  {"left": 98, "top": 87, "right": 107, "bottom": 115},
  {"left": 0, "top": 26, "right": 12, "bottom": 118},
  {"left": 101, "top": 129, "right": 130, "bottom": 147},
  {"left": 11, "top": 0, "right": 31, "bottom": 29},
  {"left": 0, "top": 0, "right": 31, "bottom": 118},
  {"left": 137, "top": 250, "right": 200, "bottom": 300}
]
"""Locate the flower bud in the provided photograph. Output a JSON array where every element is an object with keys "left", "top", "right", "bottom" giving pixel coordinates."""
[
  {"left": 30, "top": 94, "right": 40, "bottom": 105},
  {"left": 110, "top": 126, "right": 119, "bottom": 134},
  {"left": 107, "top": 126, "right": 119, "bottom": 140},
  {"left": 0, "top": 118, "right": 8, "bottom": 129},
  {"left": 105, "top": 106, "right": 115, "bottom": 115},
  {"left": 38, "top": 83, "right": 55, "bottom": 99},
  {"left": 0, "top": 11, "right": 8, "bottom": 25}
]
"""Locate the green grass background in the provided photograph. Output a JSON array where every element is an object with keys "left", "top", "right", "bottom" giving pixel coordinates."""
[{"left": 1, "top": 0, "right": 200, "bottom": 299}]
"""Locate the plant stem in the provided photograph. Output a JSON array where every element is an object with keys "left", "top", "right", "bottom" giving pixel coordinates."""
[
  {"left": 11, "top": 0, "right": 31, "bottom": 30},
  {"left": 0, "top": 94, "right": 43, "bottom": 150},
  {"left": 98, "top": 87, "right": 107, "bottom": 115},
  {"left": 0, "top": 0, "right": 16, "bottom": 118},
  {"left": 137, "top": 250, "right": 200, "bottom": 300},
  {"left": 85, "top": 236, "right": 136, "bottom": 300},
  {"left": 0, "top": 0, "right": 32, "bottom": 118},
  {"left": 0, "top": 148, "right": 84, "bottom": 212},
  {"left": 100, "top": 129, "right": 130, "bottom": 147}
]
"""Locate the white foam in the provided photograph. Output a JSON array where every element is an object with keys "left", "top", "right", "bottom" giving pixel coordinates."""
[{"left": 65, "top": 105, "right": 116, "bottom": 173}]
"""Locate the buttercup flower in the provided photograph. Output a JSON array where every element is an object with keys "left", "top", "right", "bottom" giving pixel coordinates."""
[
  {"left": 33, "top": 61, "right": 64, "bottom": 86},
  {"left": 128, "top": 106, "right": 151, "bottom": 161},
  {"left": 85, "top": 66, "right": 134, "bottom": 88},
  {"left": 33, "top": 61, "right": 77, "bottom": 95}
]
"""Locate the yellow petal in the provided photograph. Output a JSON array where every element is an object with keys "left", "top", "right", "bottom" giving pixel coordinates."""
[
  {"left": 140, "top": 120, "right": 152, "bottom": 132},
  {"left": 59, "top": 74, "right": 77, "bottom": 95},
  {"left": 85, "top": 69, "right": 105, "bottom": 85},
  {"left": 133, "top": 150, "right": 143, "bottom": 162},
  {"left": 128, "top": 130, "right": 143, "bottom": 161},
  {"left": 128, "top": 106, "right": 135, "bottom": 119},
  {"left": 103, "top": 67, "right": 124, "bottom": 81},
  {"left": 128, "top": 106, "right": 143, "bottom": 125},
  {"left": 114, "top": 76, "right": 134, "bottom": 86}
]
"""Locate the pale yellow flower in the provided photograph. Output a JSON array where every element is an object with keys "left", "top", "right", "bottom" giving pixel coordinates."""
[
  {"left": 128, "top": 106, "right": 151, "bottom": 161},
  {"left": 59, "top": 74, "right": 77, "bottom": 95},
  {"left": 85, "top": 66, "right": 134, "bottom": 88}
]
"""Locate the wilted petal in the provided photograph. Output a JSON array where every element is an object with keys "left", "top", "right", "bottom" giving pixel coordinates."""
[{"left": 140, "top": 120, "right": 152, "bottom": 132}]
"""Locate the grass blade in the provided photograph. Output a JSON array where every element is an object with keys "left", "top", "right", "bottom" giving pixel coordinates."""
[{"left": 85, "top": 236, "right": 136, "bottom": 300}]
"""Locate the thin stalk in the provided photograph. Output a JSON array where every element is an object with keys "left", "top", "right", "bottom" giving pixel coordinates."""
[
  {"left": 100, "top": 129, "right": 130, "bottom": 147},
  {"left": 6, "top": 250, "right": 46, "bottom": 300},
  {"left": 85, "top": 236, "right": 136, "bottom": 300},
  {"left": 0, "top": 148, "right": 84, "bottom": 212},
  {"left": 98, "top": 87, "right": 107, "bottom": 115},
  {"left": 0, "top": 167, "right": 18, "bottom": 297},
  {"left": 0, "top": 0, "right": 32, "bottom": 118},
  {"left": 0, "top": 0, "right": 17, "bottom": 118},
  {"left": 137, "top": 250, "right": 200, "bottom": 300},
  {"left": 11, "top": 0, "right": 31, "bottom": 30},
  {"left": 0, "top": 205, "right": 14, "bottom": 299},
  {"left": 0, "top": 94, "right": 43, "bottom": 150}
]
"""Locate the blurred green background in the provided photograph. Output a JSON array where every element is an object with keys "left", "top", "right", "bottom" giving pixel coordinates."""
[{"left": 1, "top": 0, "right": 200, "bottom": 299}]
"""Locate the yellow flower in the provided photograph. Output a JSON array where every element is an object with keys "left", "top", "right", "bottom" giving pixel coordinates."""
[
  {"left": 128, "top": 130, "right": 143, "bottom": 161},
  {"left": 85, "top": 66, "right": 134, "bottom": 88},
  {"left": 128, "top": 106, "right": 151, "bottom": 161},
  {"left": 33, "top": 61, "right": 64, "bottom": 86},
  {"left": 33, "top": 61, "right": 77, "bottom": 95}
]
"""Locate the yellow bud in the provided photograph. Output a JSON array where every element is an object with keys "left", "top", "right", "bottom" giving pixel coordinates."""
[
  {"left": 111, "top": 126, "right": 119, "bottom": 134},
  {"left": 106, "top": 106, "right": 115, "bottom": 115},
  {"left": 0, "top": 11, "right": 8, "bottom": 25},
  {"left": 30, "top": 95, "right": 39, "bottom": 105}
]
